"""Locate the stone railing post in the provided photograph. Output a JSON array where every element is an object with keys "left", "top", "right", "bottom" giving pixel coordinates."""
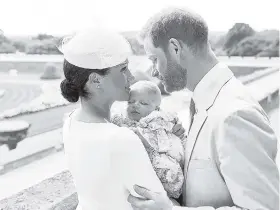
[{"left": 0, "top": 120, "right": 30, "bottom": 173}]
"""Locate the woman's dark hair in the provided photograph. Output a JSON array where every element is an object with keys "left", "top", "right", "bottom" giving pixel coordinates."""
[{"left": 60, "top": 59, "right": 110, "bottom": 103}]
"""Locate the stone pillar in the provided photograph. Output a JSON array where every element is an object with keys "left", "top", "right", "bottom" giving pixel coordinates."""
[
  {"left": 0, "top": 120, "right": 30, "bottom": 151},
  {"left": 0, "top": 144, "right": 4, "bottom": 171}
]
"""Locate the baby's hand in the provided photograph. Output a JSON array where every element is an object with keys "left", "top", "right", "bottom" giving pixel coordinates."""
[{"left": 172, "top": 118, "right": 186, "bottom": 140}]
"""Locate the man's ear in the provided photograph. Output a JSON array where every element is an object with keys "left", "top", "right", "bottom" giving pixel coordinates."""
[{"left": 168, "top": 38, "right": 182, "bottom": 62}]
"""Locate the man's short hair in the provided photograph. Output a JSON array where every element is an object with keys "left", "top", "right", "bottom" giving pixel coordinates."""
[{"left": 139, "top": 7, "right": 209, "bottom": 54}]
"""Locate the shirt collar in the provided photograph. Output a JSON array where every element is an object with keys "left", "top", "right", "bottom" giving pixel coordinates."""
[{"left": 192, "top": 62, "right": 234, "bottom": 111}]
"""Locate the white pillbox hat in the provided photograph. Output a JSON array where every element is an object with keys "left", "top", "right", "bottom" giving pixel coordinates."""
[{"left": 58, "top": 27, "right": 132, "bottom": 69}]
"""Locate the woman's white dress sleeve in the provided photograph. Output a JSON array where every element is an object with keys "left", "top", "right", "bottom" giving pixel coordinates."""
[{"left": 112, "top": 127, "right": 166, "bottom": 198}]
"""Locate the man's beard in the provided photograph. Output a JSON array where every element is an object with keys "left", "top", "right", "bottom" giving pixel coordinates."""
[{"left": 162, "top": 59, "right": 187, "bottom": 93}]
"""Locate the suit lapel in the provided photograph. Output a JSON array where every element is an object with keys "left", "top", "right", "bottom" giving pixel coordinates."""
[
  {"left": 184, "top": 64, "right": 234, "bottom": 174},
  {"left": 184, "top": 110, "right": 208, "bottom": 172}
]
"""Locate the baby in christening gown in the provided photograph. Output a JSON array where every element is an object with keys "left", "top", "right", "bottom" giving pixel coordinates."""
[{"left": 111, "top": 81, "right": 186, "bottom": 199}]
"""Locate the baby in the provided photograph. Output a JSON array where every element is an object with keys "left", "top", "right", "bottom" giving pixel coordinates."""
[{"left": 111, "top": 81, "right": 186, "bottom": 199}]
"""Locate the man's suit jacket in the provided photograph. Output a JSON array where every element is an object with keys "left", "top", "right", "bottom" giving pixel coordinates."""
[{"left": 175, "top": 63, "right": 279, "bottom": 210}]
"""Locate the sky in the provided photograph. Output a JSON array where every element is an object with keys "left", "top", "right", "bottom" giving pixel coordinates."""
[{"left": 0, "top": 0, "right": 279, "bottom": 36}]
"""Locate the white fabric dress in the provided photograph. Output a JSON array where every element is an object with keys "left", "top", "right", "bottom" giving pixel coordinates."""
[{"left": 62, "top": 111, "right": 166, "bottom": 210}]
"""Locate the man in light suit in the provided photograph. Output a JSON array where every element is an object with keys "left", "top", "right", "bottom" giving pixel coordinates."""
[{"left": 127, "top": 7, "right": 279, "bottom": 210}]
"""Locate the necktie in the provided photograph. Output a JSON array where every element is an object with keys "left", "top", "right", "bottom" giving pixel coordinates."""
[{"left": 188, "top": 98, "right": 196, "bottom": 134}]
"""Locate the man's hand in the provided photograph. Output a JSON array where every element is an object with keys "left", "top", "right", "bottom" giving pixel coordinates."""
[
  {"left": 172, "top": 118, "right": 186, "bottom": 140},
  {"left": 128, "top": 185, "right": 174, "bottom": 210}
]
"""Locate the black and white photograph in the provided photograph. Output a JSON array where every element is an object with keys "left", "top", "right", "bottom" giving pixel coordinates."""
[{"left": 0, "top": 0, "right": 279, "bottom": 209}]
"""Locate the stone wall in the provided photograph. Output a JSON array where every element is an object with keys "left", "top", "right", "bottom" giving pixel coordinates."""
[{"left": 0, "top": 171, "right": 78, "bottom": 210}]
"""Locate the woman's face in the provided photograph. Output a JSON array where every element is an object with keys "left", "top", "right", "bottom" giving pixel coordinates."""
[{"left": 102, "top": 60, "right": 135, "bottom": 102}]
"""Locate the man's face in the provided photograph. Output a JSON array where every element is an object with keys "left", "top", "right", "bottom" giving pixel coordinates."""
[{"left": 143, "top": 37, "right": 187, "bottom": 93}]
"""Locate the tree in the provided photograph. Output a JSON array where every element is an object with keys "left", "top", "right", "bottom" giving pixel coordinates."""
[
  {"left": 26, "top": 40, "right": 60, "bottom": 54},
  {"left": 32, "top": 34, "right": 54, "bottom": 41},
  {"left": 257, "top": 39, "right": 279, "bottom": 57},
  {"left": 0, "top": 33, "right": 10, "bottom": 45},
  {"left": 223, "top": 23, "right": 255, "bottom": 50},
  {"left": 228, "top": 29, "right": 279, "bottom": 57},
  {"left": 0, "top": 43, "right": 17, "bottom": 53},
  {"left": 13, "top": 41, "right": 26, "bottom": 52}
]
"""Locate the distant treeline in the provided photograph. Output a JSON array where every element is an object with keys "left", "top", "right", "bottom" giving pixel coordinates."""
[{"left": 0, "top": 23, "right": 279, "bottom": 57}]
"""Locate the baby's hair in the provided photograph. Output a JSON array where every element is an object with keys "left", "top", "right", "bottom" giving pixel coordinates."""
[{"left": 130, "top": 81, "right": 162, "bottom": 106}]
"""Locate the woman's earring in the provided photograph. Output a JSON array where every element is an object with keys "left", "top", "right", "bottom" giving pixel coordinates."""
[{"left": 97, "top": 85, "right": 100, "bottom": 89}]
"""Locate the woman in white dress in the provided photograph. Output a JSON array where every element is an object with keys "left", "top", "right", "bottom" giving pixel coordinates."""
[{"left": 59, "top": 28, "right": 183, "bottom": 210}]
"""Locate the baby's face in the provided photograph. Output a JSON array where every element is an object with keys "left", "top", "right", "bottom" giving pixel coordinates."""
[{"left": 127, "top": 90, "right": 159, "bottom": 121}]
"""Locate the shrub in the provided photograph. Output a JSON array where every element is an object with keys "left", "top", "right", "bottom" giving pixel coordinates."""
[{"left": 40, "top": 63, "right": 61, "bottom": 80}]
